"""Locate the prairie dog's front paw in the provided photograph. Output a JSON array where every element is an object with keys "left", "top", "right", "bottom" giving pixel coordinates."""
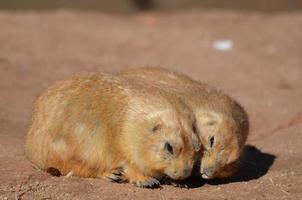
[
  {"left": 161, "top": 178, "right": 188, "bottom": 188},
  {"left": 135, "top": 177, "right": 161, "bottom": 188},
  {"left": 103, "top": 168, "right": 125, "bottom": 183},
  {"left": 170, "top": 181, "right": 188, "bottom": 188},
  {"left": 123, "top": 165, "right": 161, "bottom": 188}
]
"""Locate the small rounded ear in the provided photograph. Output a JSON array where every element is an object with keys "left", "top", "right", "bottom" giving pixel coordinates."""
[
  {"left": 192, "top": 133, "right": 201, "bottom": 152},
  {"left": 198, "top": 111, "right": 221, "bottom": 127},
  {"left": 206, "top": 120, "right": 218, "bottom": 126},
  {"left": 152, "top": 124, "right": 162, "bottom": 132}
]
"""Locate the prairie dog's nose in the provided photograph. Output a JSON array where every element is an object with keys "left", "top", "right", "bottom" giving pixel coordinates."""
[
  {"left": 201, "top": 167, "right": 215, "bottom": 179},
  {"left": 170, "top": 168, "right": 190, "bottom": 180},
  {"left": 169, "top": 170, "right": 181, "bottom": 180}
]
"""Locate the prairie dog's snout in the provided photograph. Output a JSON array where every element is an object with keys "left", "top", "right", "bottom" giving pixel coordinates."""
[
  {"left": 165, "top": 164, "right": 193, "bottom": 180},
  {"left": 200, "top": 166, "right": 215, "bottom": 179}
]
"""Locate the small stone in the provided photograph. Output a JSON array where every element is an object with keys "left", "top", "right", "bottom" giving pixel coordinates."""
[{"left": 213, "top": 39, "right": 233, "bottom": 51}]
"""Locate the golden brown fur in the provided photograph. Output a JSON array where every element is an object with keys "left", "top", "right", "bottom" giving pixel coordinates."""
[
  {"left": 25, "top": 73, "right": 201, "bottom": 187},
  {"left": 119, "top": 67, "right": 249, "bottom": 179}
]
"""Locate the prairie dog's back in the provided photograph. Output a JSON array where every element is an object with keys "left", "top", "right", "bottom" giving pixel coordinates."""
[
  {"left": 119, "top": 67, "right": 248, "bottom": 139},
  {"left": 120, "top": 67, "right": 210, "bottom": 95},
  {"left": 119, "top": 67, "right": 246, "bottom": 122}
]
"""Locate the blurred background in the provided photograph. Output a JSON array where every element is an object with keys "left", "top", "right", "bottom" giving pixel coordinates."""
[
  {"left": 0, "top": 0, "right": 302, "bottom": 12},
  {"left": 0, "top": 1, "right": 302, "bottom": 199}
]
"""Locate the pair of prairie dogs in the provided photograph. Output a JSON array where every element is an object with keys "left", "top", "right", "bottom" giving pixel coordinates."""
[{"left": 26, "top": 67, "right": 249, "bottom": 188}]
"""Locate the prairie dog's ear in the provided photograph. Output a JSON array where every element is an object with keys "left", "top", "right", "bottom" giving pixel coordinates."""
[
  {"left": 198, "top": 111, "right": 222, "bottom": 127},
  {"left": 152, "top": 123, "right": 162, "bottom": 132},
  {"left": 192, "top": 133, "right": 201, "bottom": 152},
  {"left": 205, "top": 120, "right": 218, "bottom": 126}
]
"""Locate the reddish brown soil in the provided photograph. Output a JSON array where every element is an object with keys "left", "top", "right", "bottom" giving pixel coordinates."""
[{"left": 0, "top": 10, "right": 301, "bottom": 200}]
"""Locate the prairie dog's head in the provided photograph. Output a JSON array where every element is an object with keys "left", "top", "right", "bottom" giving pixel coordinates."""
[
  {"left": 125, "top": 96, "right": 201, "bottom": 180},
  {"left": 195, "top": 110, "right": 246, "bottom": 179}
]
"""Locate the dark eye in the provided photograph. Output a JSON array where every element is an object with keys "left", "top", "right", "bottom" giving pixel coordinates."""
[
  {"left": 207, "top": 121, "right": 217, "bottom": 126},
  {"left": 192, "top": 121, "right": 197, "bottom": 133},
  {"left": 209, "top": 136, "right": 215, "bottom": 148},
  {"left": 164, "top": 142, "right": 174, "bottom": 154},
  {"left": 152, "top": 124, "right": 161, "bottom": 132}
]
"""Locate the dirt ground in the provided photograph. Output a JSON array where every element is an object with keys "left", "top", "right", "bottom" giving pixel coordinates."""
[{"left": 0, "top": 9, "right": 302, "bottom": 200}]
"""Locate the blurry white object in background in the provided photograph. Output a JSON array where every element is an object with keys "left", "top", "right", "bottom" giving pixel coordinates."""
[{"left": 213, "top": 39, "right": 233, "bottom": 51}]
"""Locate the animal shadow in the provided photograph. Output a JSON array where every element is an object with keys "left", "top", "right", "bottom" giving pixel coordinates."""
[
  {"left": 173, "top": 145, "right": 276, "bottom": 188},
  {"left": 206, "top": 145, "right": 276, "bottom": 185}
]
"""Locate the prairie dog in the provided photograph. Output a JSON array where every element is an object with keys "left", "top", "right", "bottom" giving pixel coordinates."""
[
  {"left": 25, "top": 73, "right": 201, "bottom": 187},
  {"left": 119, "top": 67, "right": 249, "bottom": 179}
]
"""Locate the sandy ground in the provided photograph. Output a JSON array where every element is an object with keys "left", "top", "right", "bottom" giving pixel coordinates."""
[{"left": 0, "top": 9, "right": 301, "bottom": 200}]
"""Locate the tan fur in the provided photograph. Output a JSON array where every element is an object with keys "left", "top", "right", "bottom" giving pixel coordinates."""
[
  {"left": 25, "top": 73, "right": 201, "bottom": 187},
  {"left": 119, "top": 67, "right": 249, "bottom": 179}
]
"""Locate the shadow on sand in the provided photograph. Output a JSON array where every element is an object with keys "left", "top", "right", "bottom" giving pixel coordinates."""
[{"left": 176, "top": 145, "right": 276, "bottom": 189}]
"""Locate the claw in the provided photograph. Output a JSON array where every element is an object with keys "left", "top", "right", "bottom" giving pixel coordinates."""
[
  {"left": 136, "top": 177, "right": 161, "bottom": 188},
  {"left": 162, "top": 178, "right": 188, "bottom": 188},
  {"left": 105, "top": 168, "right": 125, "bottom": 183},
  {"left": 171, "top": 182, "right": 188, "bottom": 188},
  {"left": 112, "top": 168, "right": 123, "bottom": 176}
]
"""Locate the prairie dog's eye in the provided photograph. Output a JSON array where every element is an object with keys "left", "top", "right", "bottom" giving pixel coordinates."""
[
  {"left": 164, "top": 142, "right": 174, "bottom": 154},
  {"left": 209, "top": 136, "right": 215, "bottom": 148},
  {"left": 192, "top": 120, "right": 197, "bottom": 133},
  {"left": 207, "top": 121, "right": 217, "bottom": 126},
  {"left": 152, "top": 124, "right": 161, "bottom": 132}
]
